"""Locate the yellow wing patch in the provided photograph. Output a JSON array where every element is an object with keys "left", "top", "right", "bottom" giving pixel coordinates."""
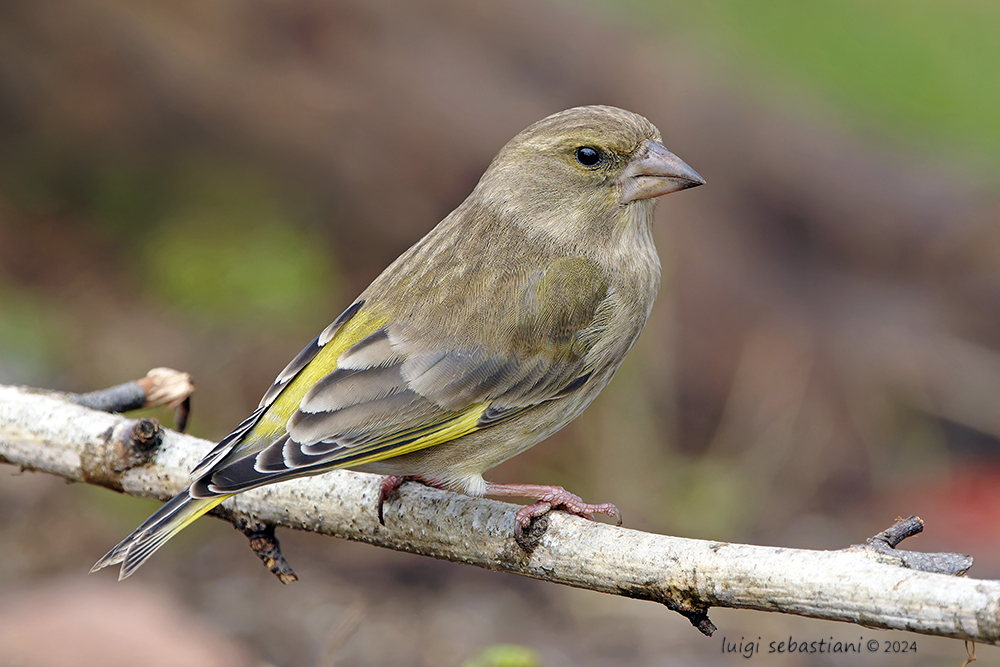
[
  {"left": 250, "top": 308, "right": 389, "bottom": 439},
  {"left": 331, "top": 401, "right": 487, "bottom": 468}
]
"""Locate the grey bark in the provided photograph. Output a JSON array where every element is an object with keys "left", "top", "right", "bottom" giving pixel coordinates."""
[{"left": 1, "top": 384, "right": 997, "bottom": 643}]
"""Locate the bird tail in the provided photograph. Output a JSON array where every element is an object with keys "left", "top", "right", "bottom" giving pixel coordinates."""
[{"left": 91, "top": 489, "right": 230, "bottom": 580}]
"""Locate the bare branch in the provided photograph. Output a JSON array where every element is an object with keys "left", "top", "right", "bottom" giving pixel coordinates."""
[{"left": 1, "top": 383, "right": 998, "bottom": 643}]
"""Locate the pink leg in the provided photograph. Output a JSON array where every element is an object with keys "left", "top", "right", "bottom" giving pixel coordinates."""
[
  {"left": 377, "top": 474, "right": 447, "bottom": 525},
  {"left": 484, "top": 482, "right": 621, "bottom": 545}
]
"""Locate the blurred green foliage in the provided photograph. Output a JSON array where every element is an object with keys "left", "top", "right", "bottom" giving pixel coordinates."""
[
  {"left": 139, "top": 160, "right": 338, "bottom": 328},
  {"left": 607, "top": 0, "right": 1000, "bottom": 166},
  {"left": 0, "top": 130, "right": 340, "bottom": 332},
  {"left": 0, "top": 280, "right": 70, "bottom": 381},
  {"left": 462, "top": 644, "right": 540, "bottom": 667}
]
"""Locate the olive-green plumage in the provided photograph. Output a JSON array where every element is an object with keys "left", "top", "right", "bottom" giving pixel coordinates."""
[{"left": 93, "top": 106, "right": 704, "bottom": 579}]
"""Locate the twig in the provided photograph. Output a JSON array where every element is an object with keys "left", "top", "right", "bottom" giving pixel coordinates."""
[
  {"left": 230, "top": 517, "right": 299, "bottom": 584},
  {"left": 70, "top": 368, "right": 194, "bottom": 432},
  {"left": 865, "top": 516, "right": 973, "bottom": 576},
  {"left": 1, "top": 383, "right": 998, "bottom": 643}
]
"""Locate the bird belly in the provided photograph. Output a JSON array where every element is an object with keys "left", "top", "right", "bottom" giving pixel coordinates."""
[{"left": 350, "top": 367, "right": 611, "bottom": 496}]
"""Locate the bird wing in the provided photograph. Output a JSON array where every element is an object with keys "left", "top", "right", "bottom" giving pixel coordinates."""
[{"left": 189, "top": 256, "right": 611, "bottom": 497}]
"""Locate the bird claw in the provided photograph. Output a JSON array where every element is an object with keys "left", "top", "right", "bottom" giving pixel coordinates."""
[
  {"left": 486, "top": 482, "right": 622, "bottom": 552},
  {"left": 377, "top": 475, "right": 449, "bottom": 525},
  {"left": 513, "top": 511, "right": 550, "bottom": 552},
  {"left": 514, "top": 494, "right": 621, "bottom": 528},
  {"left": 377, "top": 475, "right": 405, "bottom": 525}
]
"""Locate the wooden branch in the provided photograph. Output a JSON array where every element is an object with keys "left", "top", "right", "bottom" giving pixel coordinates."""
[{"left": 2, "top": 383, "right": 998, "bottom": 644}]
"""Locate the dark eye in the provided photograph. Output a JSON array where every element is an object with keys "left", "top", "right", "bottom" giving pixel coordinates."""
[{"left": 575, "top": 146, "right": 602, "bottom": 167}]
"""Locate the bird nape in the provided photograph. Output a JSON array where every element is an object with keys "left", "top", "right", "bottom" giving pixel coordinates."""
[{"left": 92, "top": 105, "right": 704, "bottom": 580}]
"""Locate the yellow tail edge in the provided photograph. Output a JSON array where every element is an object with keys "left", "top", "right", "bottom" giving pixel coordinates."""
[{"left": 91, "top": 490, "right": 232, "bottom": 580}]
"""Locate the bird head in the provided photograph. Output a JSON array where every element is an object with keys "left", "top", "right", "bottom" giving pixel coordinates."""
[{"left": 475, "top": 105, "right": 704, "bottom": 246}]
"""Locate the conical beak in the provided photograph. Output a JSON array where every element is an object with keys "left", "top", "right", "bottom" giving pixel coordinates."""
[{"left": 619, "top": 139, "right": 705, "bottom": 204}]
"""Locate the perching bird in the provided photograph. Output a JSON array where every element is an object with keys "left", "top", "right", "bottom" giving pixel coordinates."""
[{"left": 93, "top": 105, "right": 704, "bottom": 579}]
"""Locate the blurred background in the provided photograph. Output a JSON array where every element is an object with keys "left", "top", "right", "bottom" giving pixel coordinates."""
[{"left": 1, "top": 0, "right": 998, "bottom": 665}]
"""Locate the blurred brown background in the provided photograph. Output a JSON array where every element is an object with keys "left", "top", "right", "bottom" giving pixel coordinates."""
[{"left": 1, "top": 1, "right": 999, "bottom": 665}]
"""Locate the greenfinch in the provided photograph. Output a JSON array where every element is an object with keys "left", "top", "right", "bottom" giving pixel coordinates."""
[{"left": 94, "top": 105, "right": 704, "bottom": 579}]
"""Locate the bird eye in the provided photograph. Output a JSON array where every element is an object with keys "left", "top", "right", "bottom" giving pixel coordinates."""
[{"left": 575, "top": 146, "right": 602, "bottom": 167}]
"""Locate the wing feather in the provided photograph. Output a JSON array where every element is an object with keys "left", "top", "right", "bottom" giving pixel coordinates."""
[
  {"left": 188, "top": 256, "right": 613, "bottom": 497},
  {"left": 189, "top": 300, "right": 366, "bottom": 478}
]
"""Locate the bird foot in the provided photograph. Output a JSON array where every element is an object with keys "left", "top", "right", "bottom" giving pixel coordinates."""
[
  {"left": 376, "top": 475, "right": 409, "bottom": 525},
  {"left": 377, "top": 474, "right": 447, "bottom": 525},
  {"left": 484, "top": 482, "right": 621, "bottom": 550}
]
